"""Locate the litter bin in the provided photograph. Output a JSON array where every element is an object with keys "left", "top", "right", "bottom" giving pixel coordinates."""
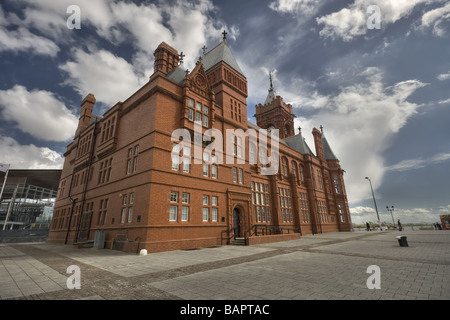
[{"left": 396, "top": 235, "right": 408, "bottom": 247}]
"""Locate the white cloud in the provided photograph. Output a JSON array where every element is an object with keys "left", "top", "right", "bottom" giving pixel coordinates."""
[
  {"left": 0, "top": 26, "right": 59, "bottom": 56},
  {"left": 286, "top": 68, "right": 427, "bottom": 204},
  {"left": 269, "top": 0, "right": 321, "bottom": 16},
  {"left": 59, "top": 48, "right": 145, "bottom": 108},
  {"left": 420, "top": 1, "right": 450, "bottom": 37},
  {"left": 17, "top": 0, "right": 233, "bottom": 107},
  {"left": 386, "top": 152, "right": 450, "bottom": 172},
  {"left": 438, "top": 97, "right": 450, "bottom": 104},
  {"left": 437, "top": 70, "right": 450, "bottom": 81},
  {"left": 0, "top": 3, "right": 60, "bottom": 56},
  {"left": 349, "top": 205, "right": 443, "bottom": 224},
  {"left": 0, "top": 85, "right": 77, "bottom": 141},
  {"left": 0, "top": 136, "right": 63, "bottom": 169},
  {"left": 316, "top": 0, "right": 431, "bottom": 41}
]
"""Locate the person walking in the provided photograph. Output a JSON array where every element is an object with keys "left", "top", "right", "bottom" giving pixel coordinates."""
[
  {"left": 397, "top": 219, "right": 403, "bottom": 231},
  {"left": 366, "top": 222, "right": 371, "bottom": 231}
]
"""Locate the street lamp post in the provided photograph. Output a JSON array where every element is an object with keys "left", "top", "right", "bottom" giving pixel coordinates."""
[
  {"left": 386, "top": 205, "right": 395, "bottom": 227},
  {"left": 365, "top": 177, "right": 381, "bottom": 231}
]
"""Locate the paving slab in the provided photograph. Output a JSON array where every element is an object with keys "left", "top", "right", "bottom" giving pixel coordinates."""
[{"left": 0, "top": 230, "right": 448, "bottom": 302}]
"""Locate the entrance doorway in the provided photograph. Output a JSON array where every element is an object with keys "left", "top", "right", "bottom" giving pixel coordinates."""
[{"left": 233, "top": 208, "right": 241, "bottom": 239}]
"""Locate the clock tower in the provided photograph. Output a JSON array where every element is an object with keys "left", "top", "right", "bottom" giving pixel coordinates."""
[{"left": 254, "top": 73, "right": 295, "bottom": 139}]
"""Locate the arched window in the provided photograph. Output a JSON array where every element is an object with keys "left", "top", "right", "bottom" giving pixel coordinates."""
[
  {"left": 300, "top": 165, "right": 305, "bottom": 182},
  {"left": 291, "top": 160, "right": 298, "bottom": 180},
  {"left": 249, "top": 143, "right": 256, "bottom": 165},
  {"left": 282, "top": 157, "right": 288, "bottom": 176}
]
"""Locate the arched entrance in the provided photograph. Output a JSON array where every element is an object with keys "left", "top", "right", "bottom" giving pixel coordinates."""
[{"left": 233, "top": 207, "right": 241, "bottom": 239}]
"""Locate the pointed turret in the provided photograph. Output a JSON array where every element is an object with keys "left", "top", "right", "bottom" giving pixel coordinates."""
[{"left": 321, "top": 129, "right": 339, "bottom": 160}]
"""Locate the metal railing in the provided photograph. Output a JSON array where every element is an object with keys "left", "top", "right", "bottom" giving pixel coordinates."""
[
  {"left": 221, "top": 227, "right": 236, "bottom": 245},
  {"left": 244, "top": 224, "right": 300, "bottom": 238}
]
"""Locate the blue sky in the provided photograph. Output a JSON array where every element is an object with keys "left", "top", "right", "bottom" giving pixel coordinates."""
[{"left": 0, "top": 0, "right": 449, "bottom": 224}]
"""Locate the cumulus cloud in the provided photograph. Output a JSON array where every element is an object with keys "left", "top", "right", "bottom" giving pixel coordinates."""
[
  {"left": 14, "top": 0, "right": 235, "bottom": 107},
  {"left": 287, "top": 67, "right": 427, "bottom": 204},
  {"left": 0, "top": 136, "right": 64, "bottom": 169},
  {"left": 0, "top": 85, "right": 77, "bottom": 141},
  {"left": 386, "top": 153, "right": 450, "bottom": 172},
  {"left": 316, "top": 0, "right": 431, "bottom": 41},
  {"left": 437, "top": 70, "right": 450, "bottom": 81},
  {"left": 59, "top": 48, "right": 145, "bottom": 108},
  {"left": 420, "top": 1, "right": 450, "bottom": 37},
  {"left": 269, "top": 0, "right": 321, "bottom": 16},
  {"left": 349, "top": 205, "right": 443, "bottom": 224},
  {"left": 0, "top": 20, "right": 59, "bottom": 56}
]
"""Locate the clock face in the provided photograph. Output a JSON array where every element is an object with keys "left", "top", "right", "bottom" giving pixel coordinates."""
[{"left": 267, "top": 125, "right": 275, "bottom": 133}]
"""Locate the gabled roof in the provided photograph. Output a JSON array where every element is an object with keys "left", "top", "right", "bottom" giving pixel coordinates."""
[
  {"left": 284, "top": 132, "right": 315, "bottom": 156},
  {"left": 322, "top": 133, "right": 339, "bottom": 160},
  {"left": 203, "top": 40, "right": 245, "bottom": 76}
]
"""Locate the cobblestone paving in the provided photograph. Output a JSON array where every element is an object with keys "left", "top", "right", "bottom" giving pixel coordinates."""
[{"left": 1, "top": 230, "right": 449, "bottom": 300}]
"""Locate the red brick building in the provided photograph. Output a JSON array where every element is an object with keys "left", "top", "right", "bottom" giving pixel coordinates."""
[{"left": 47, "top": 36, "right": 352, "bottom": 253}]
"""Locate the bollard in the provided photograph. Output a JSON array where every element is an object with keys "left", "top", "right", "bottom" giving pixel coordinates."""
[
  {"left": 396, "top": 235, "right": 408, "bottom": 247},
  {"left": 139, "top": 249, "right": 148, "bottom": 256}
]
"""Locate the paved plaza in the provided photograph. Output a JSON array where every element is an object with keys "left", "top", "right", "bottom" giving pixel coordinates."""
[{"left": 0, "top": 230, "right": 449, "bottom": 301}]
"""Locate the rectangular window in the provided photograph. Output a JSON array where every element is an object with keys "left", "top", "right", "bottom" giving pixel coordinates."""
[
  {"left": 188, "top": 109, "right": 194, "bottom": 121},
  {"left": 196, "top": 101, "right": 202, "bottom": 111},
  {"left": 203, "top": 195, "right": 209, "bottom": 205},
  {"left": 279, "top": 187, "right": 293, "bottom": 222},
  {"left": 196, "top": 112, "right": 202, "bottom": 122},
  {"left": 170, "top": 206, "right": 178, "bottom": 221},
  {"left": 203, "top": 115, "right": 208, "bottom": 127},
  {"left": 127, "top": 207, "right": 133, "bottom": 223},
  {"left": 121, "top": 207, "right": 127, "bottom": 223},
  {"left": 233, "top": 167, "right": 237, "bottom": 183},
  {"left": 203, "top": 162, "right": 209, "bottom": 177},
  {"left": 188, "top": 98, "right": 194, "bottom": 107},
  {"left": 211, "top": 164, "right": 217, "bottom": 178},
  {"left": 212, "top": 196, "right": 218, "bottom": 206},
  {"left": 129, "top": 193, "right": 134, "bottom": 204},
  {"left": 212, "top": 208, "right": 218, "bottom": 222},
  {"left": 172, "top": 143, "right": 180, "bottom": 171},
  {"left": 237, "top": 137, "right": 242, "bottom": 157},
  {"left": 183, "top": 146, "right": 191, "bottom": 173},
  {"left": 181, "top": 206, "right": 189, "bottom": 221},
  {"left": 170, "top": 191, "right": 178, "bottom": 203},
  {"left": 338, "top": 204, "right": 345, "bottom": 222},
  {"left": 238, "top": 168, "right": 243, "bottom": 184},
  {"left": 182, "top": 192, "right": 190, "bottom": 204},
  {"left": 203, "top": 208, "right": 209, "bottom": 221}
]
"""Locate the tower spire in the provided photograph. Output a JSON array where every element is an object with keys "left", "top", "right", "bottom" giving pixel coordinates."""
[{"left": 269, "top": 72, "right": 273, "bottom": 89}]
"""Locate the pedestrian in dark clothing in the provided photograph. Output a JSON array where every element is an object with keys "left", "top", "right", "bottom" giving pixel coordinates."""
[
  {"left": 366, "top": 222, "right": 371, "bottom": 231},
  {"left": 398, "top": 219, "right": 403, "bottom": 231}
]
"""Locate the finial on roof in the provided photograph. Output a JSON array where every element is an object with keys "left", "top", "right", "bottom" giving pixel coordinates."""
[
  {"left": 298, "top": 126, "right": 302, "bottom": 134},
  {"left": 320, "top": 125, "right": 323, "bottom": 133},
  {"left": 222, "top": 30, "right": 228, "bottom": 40},
  {"left": 202, "top": 45, "right": 207, "bottom": 55},
  {"left": 179, "top": 51, "right": 185, "bottom": 64}
]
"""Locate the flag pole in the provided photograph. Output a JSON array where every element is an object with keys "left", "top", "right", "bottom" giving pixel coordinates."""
[
  {"left": 0, "top": 167, "right": 10, "bottom": 230},
  {"left": 0, "top": 167, "right": 9, "bottom": 202}
]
